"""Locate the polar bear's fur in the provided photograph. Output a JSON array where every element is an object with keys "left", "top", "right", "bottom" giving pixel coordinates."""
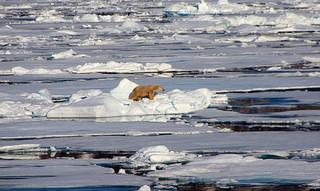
[{"left": 129, "top": 85, "right": 164, "bottom": 101}]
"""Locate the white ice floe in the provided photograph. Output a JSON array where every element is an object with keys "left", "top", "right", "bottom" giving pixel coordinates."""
[
  {"left": 303, "top": 56, "right": 320, "bottom": 63},
  {"left": 47, "top": 78, "right": 214, "bottom": 118},
  {"left": 66, "top": 61, "right": 172, "bottom": 74},
  {"left": 138, "top": 185, "right": 151, "bottom": 191},
  {"left": 73, "top": 14, "right": 131, "bottom": 23},
  {"left": 272, "top": 12, "right": 316, "bottom": 27},
  {"left": 35, "top": 10, "right": 67, "bottom": 23},
  {"left": 0, "top": 61, "right": 173, "bottom": 76},
  {"left": 50, "top": 49, "right": 88, "bottom": 60},
  {"left": 77, "top": 35, "right": 114, "bottom": 46},
  {"left": 128, "top": 145, "right": 196, "bottom": 168},
  {"left": 0, "top": 79, "right": 225, "bottom": 120},
  {"left": 0, "top": 144, "right": 41, "bottom": 152},
  {"left": 0, "top": 66, "right": 65, "bottom": 75},
  {"left": 150, "top": 154, "right": 320, "bottom": 185},
  {"left": 309, "top": 179, "right": 320, "bottom": 188},
  {"left": 275, "top": 72, "right": 320, "bottom": 77},
  {"left": 120, "top": 20, "right": 146, "bottom": 32},
  {"left": 164, "top": 2, "right": 197, "bottom": 17},
  {"left": 0, "top": 89, "right": 56, "bottom": 118},
  {"left": 164, "top": 0, "right": 251, "bottom": 17},
  {"left": 291, "top": 148, "right": 320, "bottom": 160},
  {"left": 0, "top": 144, "right": 56, "bottom": 160}
]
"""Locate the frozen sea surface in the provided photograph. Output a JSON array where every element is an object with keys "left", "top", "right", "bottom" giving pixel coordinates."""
[{"left": 0, "top": 0, "right": 320, "bottom": 190}]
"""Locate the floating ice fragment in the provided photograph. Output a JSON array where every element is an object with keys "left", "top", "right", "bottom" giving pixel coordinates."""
[
  {"left": 138, "top": 185, "right": 151, "bottom": 191},
  {"left": 303, "top": 56, "right": 320, "bottom": 63},
  {"left": 66, "top": 61, "right": 172, "bottom": 74},
  {"left": 164, "top": 3, "right": 196, "bottom": 17},
  {"left": 73, "top": 14, "right": 131, "bottom": 23},
  {"left": 73, "top": 14, "right": 100, "bottom": 22},
  {"left": 120, "top": 20, "right": 146, "bottom": 32},
  {"left": 0, "top": 66, "right": 65, "bottom": 75},
  {"left": 128, "top": 145, "right": 196, "bottom": 168},
  {"left": 50, "top": 49, "right": 88, "bottom": 60},
  {"left": 164, "top": 0, "right": 251, "bottom": 17},
  {"left": 0, "top": 144, "right": 40, "bottom": 152},
  {"left": 36, "top": 10, "right": 67, "bottom": 23}
]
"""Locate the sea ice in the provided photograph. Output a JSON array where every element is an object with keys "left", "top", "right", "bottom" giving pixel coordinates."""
[
  {"left": 66, "top": 61, "right": 172, "bottom": 74},
  {"left": 47, "top": 78, "right": 215, "bottom": 118},
  {"left": 128, "top": 145, "right": 196, "bottom": 168},
  {"left": 0, "top": 66, "right": 65, "bottom": 75},
  {"left": 50, "top": 49, "right": 88, "bottom": 60},
  {"left": 35, "top": 10, "right": 67, "bottom": 23},
  {"left": 0, "top": 89, "right": 56, "bottom": 118},
  {"left": 73, "top": 14, "right": 130, "bottom": 23},
  {"left": 150, "top": 154, "right": 320, "bottom": 185},
  {"left": 164, "top": 0, "right": 251, "bottom": 17}
]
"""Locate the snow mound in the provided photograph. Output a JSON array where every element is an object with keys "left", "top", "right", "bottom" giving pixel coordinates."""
[
  {"left": 66, "top": 61, "right": 172, "bottom": 74},
  {"left": 128, "top": 145, "right": 196, "bottom": 168},
  {"left": 49, "top": 49, "right": 88, "bottom": 60},
  {"left": 47, "top": 78, "right": 214, "bottom": 118}
]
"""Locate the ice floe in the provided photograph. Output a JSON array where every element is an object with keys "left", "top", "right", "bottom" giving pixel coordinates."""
[
  {"left": 0, "top": 144, "right": 41, "bottom": 152},
  {"left": 35, "top": 10, "right": 67, "bottom": 23},
  {"left": 150, "top": 154, "right": 320, "bottom": 185},
  {"left": 49, "top": 49, "right": 88, "bottom": 60},
  {"left": 0, "top": 144, "right": 57, "bottom": 160},
  {"left": 138, "top": 185, "right": 151, "bottom": 191},
  {"left": 47, "top": 78, "right": 216, "bottom": 118},
  {"left": 128, "top": 145, "right": 196, "bottom": 168},
  {"left": 275, "top": 72, "right": 320, "bottom": 78},
  {"left": 66, "top": 61, "right": 172, "bottom": 74},
  {"left": 164, "top": 0, "right": 252, "bottom": 17},
  {"left": 0, "top": 89, "right": 56, "bottom": 118},
  {"left": 0, "top": 66, "right": 66, "bottom": 75},
  {"left": 74, "top": 14, "right": 133, "bottom": 23},
  {"left": 0, "top": 61, "right": 173, "bottom": 76},
  {"left": 304, "top": 56, "right": 320, "bottom": 63},
  {"left": 0, "top": 78, "right": 225, "bottom": 120}
]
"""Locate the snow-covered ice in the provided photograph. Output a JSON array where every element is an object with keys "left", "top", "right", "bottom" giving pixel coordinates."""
[
  {"left": 128, "top": 145, "right": 196, "bottom": 168},
  {"left": 66, "top": 61, "right": 172, "bottom": 74},
  {"left": 47, "top": 78, "right": 215, "bottom": 118},
  {"left": 150, "top": 154, "right": 320, "bottom": 185}
]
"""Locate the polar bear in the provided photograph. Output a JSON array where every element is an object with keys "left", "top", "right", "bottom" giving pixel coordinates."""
[{"left": 129, "top": 85, "right": 164, "bottom": 101}]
